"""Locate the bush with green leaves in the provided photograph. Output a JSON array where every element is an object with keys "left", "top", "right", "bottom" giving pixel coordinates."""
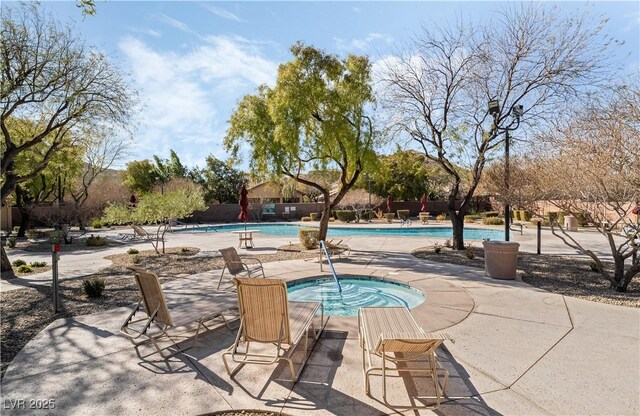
[
  {"left": 27, "top": 230, "right": 37, "bottom": 240},
  {"left": 86, "top": 235, "right": 108, "bottom": 247},
  {"left": 301, "top": 216, "right": 312, "bottom": 222},
  {"left": 434, "top": 243, "right": 442, "bottom": 254},
  {"left": 335, "top": 210, "right": 357, "bottom": 223},
  {"left": 436, "top": 214, "right": 446, "bottom": 221},
  {"left": 17, "top": 265, "right": 33, "bottom": 273},
  {"left": 131, "top": 255, "right": 141, "bottom": 264},
  {"left": 127, "top": 248, "right": 139, "bottom": 255},
  {"left": 91, "top": 218, "right": 103, "bottom": 228},
  {"left": 545, "top": 212, "right": 559, "bottom": 224},
  {"left": 512, "top": 210, "right": 520, "bottom": 221},
  {"left": 483, "top": 217, "right": 505, "bottom": 225},
  {"left": 12, "top": 259, "right": 26, "bottom": 267},
  {"left": 83, "top": 278, "right": 106, "bottom": 298},
  {"left": 519, "top": 210, "right": 533, "bottom": 221},
  {"left": 6, "top": 237, "right": 17, "bottom": 248},
  {"left": 309, "top": 213, "right": 319, "bottom": 221},
  {"left": 30, "top": 261, "right": 47, "bottom": 268},
  {"left": 557, "top": 211, "right": 566, "bottom": 226},
  {"left": 444, "top": 238, "right": 452, "bottom": 248},
  {"left": 396, "top": 210, "right": 410, "bottom": 220},
  {"left": 299, "top": 228, "right": 320, "bottom": 250}
]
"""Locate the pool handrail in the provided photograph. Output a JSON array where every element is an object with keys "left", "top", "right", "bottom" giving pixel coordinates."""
[{"left": 319, "top": 240, "right": 342, "bottom": 293}]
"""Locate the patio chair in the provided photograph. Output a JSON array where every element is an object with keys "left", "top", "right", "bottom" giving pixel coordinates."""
[
  {"left": 132, "top": 225, "right": 153, "bottom": 240},
  {"left": 222, "top": 277, "right": 325, "bottom": 381},
  {"left": 217, "top": 247, "right": 266, "bottom": 290},
  {"left": 358, "top": 306, "right": 452, "bottom": 410},
  {"left": 120, "top": 267, "right": 237, "bottom": 359}
]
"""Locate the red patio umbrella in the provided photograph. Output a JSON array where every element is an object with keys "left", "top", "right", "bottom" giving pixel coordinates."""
[
  {"left": 238, "top": 184, "right": 249, "bottom": 229},
  {"left": 420, "top": 194, "right": 428, "bottom": 212},
  {"left": 386, "top": 196, "right": 392, "bottom": 213}
]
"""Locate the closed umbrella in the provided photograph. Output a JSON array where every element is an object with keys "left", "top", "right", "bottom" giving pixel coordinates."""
[
  {"left": 420, "top": 194, "right": 428, "bottom": 212},
  {"left": 386, "top": 196, "right": 392, "bottom": 213},
  {"left": 238, "top": 185, "right": 249, "bottom": 230}
]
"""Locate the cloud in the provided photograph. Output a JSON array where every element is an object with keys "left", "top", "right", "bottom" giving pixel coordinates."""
[
  {"left": 352, "top": 7, "right": 362, "bottom": 13},
  {"left": 118, "top": 36, "right": 279, "bottom": 167},
  {"left": 335, "top": 32, "right": 394, "bottom": 51},
  {"left": 622, "top": 11, "right": 640, "bottom": 32},
  {"left": 130, "top": 28, "right": 161, "bottom": 38},
  {"left": 156, "top": 13, "right": 194, "bottom": 35},
  {"left": 202, "top": 4, "right": 245, "bottom": 22}
]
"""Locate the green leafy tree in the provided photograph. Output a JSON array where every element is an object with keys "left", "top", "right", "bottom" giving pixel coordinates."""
[
  {"left": 102, "top": 179, "right": 206, "bottom": 254},
  {"left": 190, "top": 155, "right": 245, "bottom": 204},
  {"left": 122, "top": 160, "right": 157, "bottom": 195},
  {"left": 153, "top": 149, "right": 187, "bottom": 192},
  {"left": 380, "top": 4, "right": 616, "bottom": 249},
  {"left": 1, "top": 4, "right": 136, "bottom": 276},
  {"left": 225, "top": 43, "right": 378, "bottom": 240},
  {"left": 367, "top": 150, "right": 449, "bottom": 201}
]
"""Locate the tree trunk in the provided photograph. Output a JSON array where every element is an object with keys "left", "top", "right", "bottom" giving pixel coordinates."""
[
  {"left": 17, "top": 206, "right": 31, "bottom": 238},
  {"left": 1, "top": 246, "right": 15, "bottom": 279},
  {"left": 450, "top": 210, "right": 465, "bottom": 250},
  {"left": 318, "top": 201, "right": 332, "bottom": 241}
]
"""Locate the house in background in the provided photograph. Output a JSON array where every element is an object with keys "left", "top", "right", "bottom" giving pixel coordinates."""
[{"left": 247, "top": 182, "right": 306, "bottom": 204}]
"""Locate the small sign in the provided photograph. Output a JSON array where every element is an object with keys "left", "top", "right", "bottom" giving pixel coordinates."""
[{"left": 53, "top": 243, "right": 61, "bottom": 253}]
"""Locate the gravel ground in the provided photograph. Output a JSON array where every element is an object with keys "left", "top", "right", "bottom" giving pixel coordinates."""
[
  {"left": 0, "top": 244, "right": 317, "bottom": 378},
  {"left": 412, "top": 246, "right": 639, "bottom": 307}
]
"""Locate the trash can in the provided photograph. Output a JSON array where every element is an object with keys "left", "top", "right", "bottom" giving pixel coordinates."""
[
  {"left": 564, "top": 215, "right": 578, "bottom": 231},
  {"left": 482, "top": 241, "right": 520, "bottom": 280}
]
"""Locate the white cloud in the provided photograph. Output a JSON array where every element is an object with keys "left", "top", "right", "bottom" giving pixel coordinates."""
[
  {"left": 118, "top": 36, "right": 279, "bottom": 167},
  {"left": 335, "top": 32, "right": 394, "bottom": 51},
  {"left": 156, "top": 13, "right": 195, "bottom": 35},
  {"left": 202, "top": 4, "right": 244, "bottom": 23},
  {"left": 352, "top": 7, "right": 362, "bottom": 13},
  {"left": 130, "top": 28, "right": 161, "bottom": 38}
]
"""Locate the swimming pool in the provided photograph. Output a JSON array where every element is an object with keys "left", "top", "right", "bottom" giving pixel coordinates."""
[
  {"left": 287, "top": 277, "right": 425, "bottom": 317},
  {"left": 184, "top": 223, "right": 503, "bottom": 240}
]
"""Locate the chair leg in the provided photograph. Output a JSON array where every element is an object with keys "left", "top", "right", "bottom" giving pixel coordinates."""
[{"left": 217, "top": 266, "right": 228, "bottom": 290}]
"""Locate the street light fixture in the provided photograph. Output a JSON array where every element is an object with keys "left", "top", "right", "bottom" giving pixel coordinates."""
[{"left": 488, "top": 100, "right": 524, "bottom": 241}]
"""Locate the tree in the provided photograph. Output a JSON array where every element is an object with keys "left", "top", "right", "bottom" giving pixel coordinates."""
[
  {"left": 190, "top": 155, "right": 246, "bottom": 204},
  {"left": 336, "top": 188, "right": 384, "bottom": 223},
  {"left": 367, "top": 149, "right": 449, "bottom": 201},
  {"left": 122, "top": 160, "right": 157, "bottom": 195},
  {"left": 380, "top": 4, "right": 616, "bottom": 249},
  {"left": 153, "top": 149, "right": 187, "bottom": 193},
  {"left": 531, "top": 80, "right": 639, "bottom": 292},
  {"left": 225, "top": 43, "right": 378, "bottom": 240},
  {"left": 102, "top": 179, "right": 206, "bottom": 254},
  {"left": 479, "top": 157, "right": 543, "bottom": 211},
  {"left": 1, "top": 4, "right": 136, "bottom": 276}
]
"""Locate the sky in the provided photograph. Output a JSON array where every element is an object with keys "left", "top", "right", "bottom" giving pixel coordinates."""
[{"left": 22, "top": 1, "right": 640, "bottom": 170}]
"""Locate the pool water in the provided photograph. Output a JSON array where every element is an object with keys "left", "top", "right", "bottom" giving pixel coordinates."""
[
  {"left": 287, "top": 277, "right": 425, "bottom": 317},
  {"left": 185, "top": 223, "right": 503, "bottom": 240}
]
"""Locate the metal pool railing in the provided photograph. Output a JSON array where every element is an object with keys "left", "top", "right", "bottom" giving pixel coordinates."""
[{"left": 319, "top": 240, "right": 342, "bottom": 293}]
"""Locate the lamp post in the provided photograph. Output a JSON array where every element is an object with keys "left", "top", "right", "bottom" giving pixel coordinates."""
[{"left": 488, "top": 100, "right": 523, "bottom": 242}]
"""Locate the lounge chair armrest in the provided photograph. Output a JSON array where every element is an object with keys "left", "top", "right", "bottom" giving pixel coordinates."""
[{"left": 239, "top": 256, "right": 263, "bottom": 267}]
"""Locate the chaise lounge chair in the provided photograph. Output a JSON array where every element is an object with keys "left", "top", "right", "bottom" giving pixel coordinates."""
[
  {"left": 222, "top": 277, "right": 325, "bottom": 381},
  {"left": 132, "top": 225, "right": 154, "bottom": 240},
  {"left": 217, "top": 247, "right": 266, "bottom": 290},
  {"left": 120, "top": 267, "right": 237, "bottom": 358},
  {"left": 358, "top": 306, "right": 452, "bottom": 410}
]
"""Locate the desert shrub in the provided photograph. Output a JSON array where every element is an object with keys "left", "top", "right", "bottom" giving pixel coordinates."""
[
  {"left": 27, "top": 230, "right": 37, "bottom": 240},
  {"left": 465, "top": 244, "right": 475, "bottom": 259},
  {"left": 180, "top": 248, "right": 191, "bottom": 253},
  {"left": 396, "top": 210, "right": 410, "bottom": 220},
  {"left": 589, "top": 261, "right": 599, "bottom": 272},
  {"left": 12, "top": 259, "right": 26, "bottom": 267},
  {"left": 434, "top": 243, "right": 442, "bottom": 254},
  {"left": 6, "top": 237, "right": 17, "bottom": 248},
  {"left": 444, "top": 238, "right": 452, "bottom": 248},
  {"left": 299, "top": 228, "right": 320, "bottom": 250},
  {"left": 30, "top": 261, "right": 47, "bottom": 268},
  {"left": 545, "top": 212, "right": 559, "bottom": 224},
  {"left": 301, "top": 216, "right": 312, "bottom": 222},
  {"left": 436, "top": 214, "right": 446, "bottom": 221},
  {"left": 91, "top": 218, "right": 103, "bottom": 229},
  {"left": 127, "top": 248, "right": 139, "bottom": 255},
  {"left": 481, "top": 211, "right": 500, "bottom": 218},
  {"left": 483, "top": 217, "right": 505, "bottom": 225},
  {"left": 557, "top": 211, "right": 566, "bottom": 226},
  {"left": 309, "top": 212, "right": 319, "bottom": 221},
  {"left": 328, "top": 217, "right": 335, "bottom": 222},
  {"left": 512, "top": 210, "right": 520, "bottom": 221},
  {"left": 383, "top": 213, "right": 395, "bottom": 222},
  {"left": 464, "top": 215, "right": 480, "bottom": 223},
  {"left": 83, "top": 278, "right": 106, "bottom": 298},
  {"left": 520, "top": 210, "right": 533, "bottom": 221},
  {"left": 335, "top": 210, "right": 357, "bottom": 223},
  {"left": 575, "top": 212, "right": 591, "bottom": 226},
  {"left": 131, "top": 255, "right": 141, "bottom": 264},
  {"left": 17, "top": 265, "right": 33, "bottom": 273},
  {"left": 530, "top": 218, "right": 543, "bottom": 226},
  {"left": 86, "top": 235, "right": 108, "bottom": 247},
  {"left": 464, "top": 217, "right": 475, "bottom": 224}
]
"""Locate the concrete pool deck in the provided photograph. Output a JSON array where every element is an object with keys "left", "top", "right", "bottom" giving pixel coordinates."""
[{"left": 1, "top": 224, "right": 639, "bottom": 415}]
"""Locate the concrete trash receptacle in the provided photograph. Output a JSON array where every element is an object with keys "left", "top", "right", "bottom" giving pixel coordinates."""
[
  {"left": 482, "top": 241, "right": 520, "bottom": 280},
  {"left": 564, "top": 215, "right": 578, "bottom": 231}
]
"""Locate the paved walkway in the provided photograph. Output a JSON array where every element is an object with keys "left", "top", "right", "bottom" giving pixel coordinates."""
[{"left": 1, "top": 224, "right": 638, "bottom": 415}]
